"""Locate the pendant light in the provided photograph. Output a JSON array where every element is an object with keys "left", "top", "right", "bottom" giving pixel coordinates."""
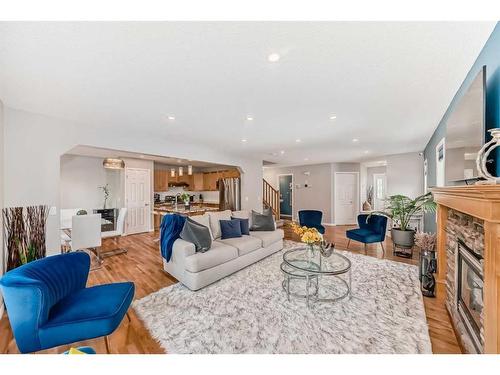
[
  {"left": 170, "top": 168, "right": 176, "bottom": 177},
  {"left": 103, "top": 158, "right": 125, "bottom": 169},
  {"left": 179, "top": 166, "right": 184, "bottom": 177},
  {"left": 188, "top": 165, "right": 193, "bottom": 175}
]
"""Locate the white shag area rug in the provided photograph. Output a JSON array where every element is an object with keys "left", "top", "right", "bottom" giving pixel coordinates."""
[{"left": 133, "top": 240, "right": 432, "bottom": 354}]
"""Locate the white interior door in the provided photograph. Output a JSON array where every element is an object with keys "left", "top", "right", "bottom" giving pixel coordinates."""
[
  {"left": 373, "top": 173, "right": 387, "bottom": 210},
  {"left": 335, "top": 172, "right": 359, "bottom": 225},
  {"left": 125, "top": 168, "right": 151, "bottom": 234}
]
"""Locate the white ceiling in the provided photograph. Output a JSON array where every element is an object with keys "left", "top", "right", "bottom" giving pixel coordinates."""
[{"left": 0, "top": 22, "right": 495, "bottom": 166}]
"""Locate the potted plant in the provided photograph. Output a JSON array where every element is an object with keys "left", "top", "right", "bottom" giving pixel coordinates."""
[
  {"left": 369, "top": 192, "right": 436, "bottom": 248},
  {"left": 180, "top": 193, "right": 191, "bottom": 210}
]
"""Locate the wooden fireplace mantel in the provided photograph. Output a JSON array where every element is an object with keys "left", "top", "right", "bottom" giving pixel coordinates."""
[{"left": 431, "top": 185, "right": 500, "bottom": 353}]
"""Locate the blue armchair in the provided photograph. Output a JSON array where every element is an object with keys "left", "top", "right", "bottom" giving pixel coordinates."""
[
  {"left": 0, "top": 252, "right": 134, "bottom": 353},
  {"left": 346, "top": 214, "right": 388, "bottom": 253},
  {"left": 298, "top": 210, "right": 325, "bottom": 234}
]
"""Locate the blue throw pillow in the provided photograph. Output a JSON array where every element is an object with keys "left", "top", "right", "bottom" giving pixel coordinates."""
[
  {"left": 231, "top": 217, "right": 250, "bottom": 235},
  {"left": 220, "top": 219, "right": 242, "bottom": 239}
]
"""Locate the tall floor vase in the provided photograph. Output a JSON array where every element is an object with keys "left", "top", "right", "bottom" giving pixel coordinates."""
[{"left": 2, "top": 205, "right": 49, "bottom": 272}]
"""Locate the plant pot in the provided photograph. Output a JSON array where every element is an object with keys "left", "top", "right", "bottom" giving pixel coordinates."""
[{"left": 391, "top": 228, "right": 415, "bottom": 248}]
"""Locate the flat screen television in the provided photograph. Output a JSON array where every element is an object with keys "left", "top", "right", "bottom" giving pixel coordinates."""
[{"left": 445, "top": 66, "right": 486, "bottom": 185}]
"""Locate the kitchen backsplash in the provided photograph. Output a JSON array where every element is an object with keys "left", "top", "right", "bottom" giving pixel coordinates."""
[{"left": 156, "top": 188, "right": 219, "bottom": 203}]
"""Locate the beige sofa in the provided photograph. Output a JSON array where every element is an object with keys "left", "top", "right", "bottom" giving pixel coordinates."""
[{"left": 162, "top": 210, "right": 284, "bottom": 290}]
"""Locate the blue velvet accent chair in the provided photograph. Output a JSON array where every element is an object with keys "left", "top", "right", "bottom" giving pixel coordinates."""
[
  {"left": 298, "top": 210, "right": 325, "bottom": 234},
  {"left": 345, "top": 214, "right": 388, "bottom": 253},
  {"left": 0, "top": 252, "right": 134, "bottom": 353}
]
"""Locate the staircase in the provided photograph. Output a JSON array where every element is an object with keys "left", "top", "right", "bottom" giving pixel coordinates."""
[{"left": 262, "top": 179, "right": 284, "bottom": 228}]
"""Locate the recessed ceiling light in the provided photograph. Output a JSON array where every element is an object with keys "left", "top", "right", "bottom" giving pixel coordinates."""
[
  {"left": 364, "top": 150, "right": 370, "bottom": 154},
  {"left": 280, "top": 150, "right": 285, "bottom": 155},
  {"left": 304, "top": 158, "right": 309, "bottom": 161},
  {"left": 352, "top": 138, "right": 359, "bottom": 143},
  {"left": 329, "top": 115, "right": 337, "bottom": 120},
  {"left": 268, "top": 53, "right": 280, "bottom": 62},
  {"left": 167, "top": 115, "right": 175, "bottom": 121},
  {"left": 295, "top": 139, "right": 302, "bottom": 143},
  {"left": 241, "top": 139, "right": 247, "bottom": 143},
  {"left": 246, "top": 115, "right": 254, "bottom": 121}
]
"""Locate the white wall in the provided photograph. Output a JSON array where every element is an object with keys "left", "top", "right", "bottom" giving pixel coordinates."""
[
  {"left": 263, "top": 162, "right": 360, "bottom": 224},
  {"left": 385, "top": 152, "right": 424, "bottom": 198},
  {"left": 60, "top": 154, "right": 123, "bottom": 211},
  {"left": 264, "top": 163, "right": 333, "bottom": 223},
  {"left": 3, "top": 107, "right": 263, "bottom": 255}
]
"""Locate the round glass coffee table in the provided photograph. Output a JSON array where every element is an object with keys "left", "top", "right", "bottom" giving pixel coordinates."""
[{"left": 281, "top": 247, "right": 352, "bottom": 308}]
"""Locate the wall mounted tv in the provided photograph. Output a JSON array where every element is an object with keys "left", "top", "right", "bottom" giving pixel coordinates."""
[{"left": 445, "top": 65, "right": 486, "bottom": 185}]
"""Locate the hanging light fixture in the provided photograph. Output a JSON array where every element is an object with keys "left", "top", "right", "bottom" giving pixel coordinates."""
[
  {"left": 170, "top": 168, "right": 176, "bottom": 177},
  {"left": 103, "top": 158, "right": 125, "bottom": 169},
  {"left": 179, "top": 166, "right": 184, "bottom": 177},
  {"left": 188, "top": 165, "right": 193, "bottom": 175}
]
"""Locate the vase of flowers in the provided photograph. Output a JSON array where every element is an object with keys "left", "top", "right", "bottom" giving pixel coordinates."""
[
  {"left": 180, "top": 193, "right": 191, "bottom": 210},
  {"left": 99, "top": 184, "right": 110, "bottom": 209},
  {"left": 291, "top": 222, "right": 322, "bottom": 257}
]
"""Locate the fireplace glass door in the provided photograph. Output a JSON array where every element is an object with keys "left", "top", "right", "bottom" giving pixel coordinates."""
[{"left": 457, "top": 240, "right": 484, "bottom": 352}]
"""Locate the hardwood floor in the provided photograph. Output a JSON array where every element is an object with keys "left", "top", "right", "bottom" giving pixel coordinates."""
[{"left": 0, "top": 224, "right": 462, "bottom": 354}]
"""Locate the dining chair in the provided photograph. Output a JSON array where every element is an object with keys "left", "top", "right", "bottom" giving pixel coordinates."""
[
  {"left": 101, "top": 208, "right": 128, "bottom": 258},
  {"left": 70, "top": 214, "right": 103, "bottom": 264}
]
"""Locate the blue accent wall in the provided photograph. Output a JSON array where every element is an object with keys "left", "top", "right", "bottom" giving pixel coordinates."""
[{"left": 424, "top": 23, "right": 500, "bottom": 232}]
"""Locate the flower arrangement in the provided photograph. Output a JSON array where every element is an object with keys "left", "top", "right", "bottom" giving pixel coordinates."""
[
  {"left": 98, "top": 184, "right": 110, "bottom": 209},
  {"left": 414, "top": 231, "right": 436, "bottom": 252},
  {"left": 180, "top": 193, "right": 191, "bottom": 204},
  {"left": 291, "top": 222, "right": 322, "bottom": 245}
]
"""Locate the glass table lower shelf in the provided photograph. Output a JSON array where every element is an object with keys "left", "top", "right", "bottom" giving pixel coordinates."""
[{"left": 280, "top": 247, "right": 352, "bottom": 308}]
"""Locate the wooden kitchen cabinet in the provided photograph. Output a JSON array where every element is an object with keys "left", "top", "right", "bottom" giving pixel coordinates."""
[
  {"left": 203, "top": 172, "right": 218, "bottom": 191},
  {"left": 177, "top": 174, "right": 193, "bottom": 187},
  {"left": 154, "top": 170, "right": 169, "bottom": 191},
  {"left": 192, "top": 173, "right": 205, "bottom": 191},
  {"left": 201, "top": 169, "right": 240, "bottom": 191}
]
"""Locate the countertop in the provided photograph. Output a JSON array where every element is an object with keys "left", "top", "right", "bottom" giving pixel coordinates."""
[{"left": 154, "top": 203, "right": 220, "bottom": 215}]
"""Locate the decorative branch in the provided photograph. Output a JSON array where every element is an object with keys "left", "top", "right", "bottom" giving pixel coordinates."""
[{"left": 2, "top": 205, "right": 49, "bottom": 272}]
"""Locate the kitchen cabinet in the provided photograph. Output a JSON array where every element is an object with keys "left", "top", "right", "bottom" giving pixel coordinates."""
[
  {"left": 203, "top": 172, "right": 219, "bottom": 191},
  {"left": 201, "top": 169, "right": 240, "bottom": 191},
  {"left": 192, "top": 173, "right": 204, "bottom": 191},
  {"left": 154, "top": 170, "right": 169, "bottom": 192},
  {"left": 176, "top": 174, "right": 193, "bottom": 187}
]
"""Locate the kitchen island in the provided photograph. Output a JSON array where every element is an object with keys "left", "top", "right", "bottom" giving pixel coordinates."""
[{"left": 153, "top": 203, "right": 220, "bottom": 229}]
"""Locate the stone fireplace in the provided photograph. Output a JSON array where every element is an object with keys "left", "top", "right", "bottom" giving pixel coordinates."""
[
  {"left": 444, "top": 209, "right": 485, "bottom": 352},
  {"left": 431, "top": 186, "right": 500, "bottom": 354}
]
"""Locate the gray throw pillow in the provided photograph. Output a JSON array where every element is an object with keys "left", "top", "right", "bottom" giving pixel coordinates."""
[
  {"left": 250, "top": 210, "right": 275, "bottom": 231},
  {"left": 180, "top": 217, "right": 212, "bottom": 253}
]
